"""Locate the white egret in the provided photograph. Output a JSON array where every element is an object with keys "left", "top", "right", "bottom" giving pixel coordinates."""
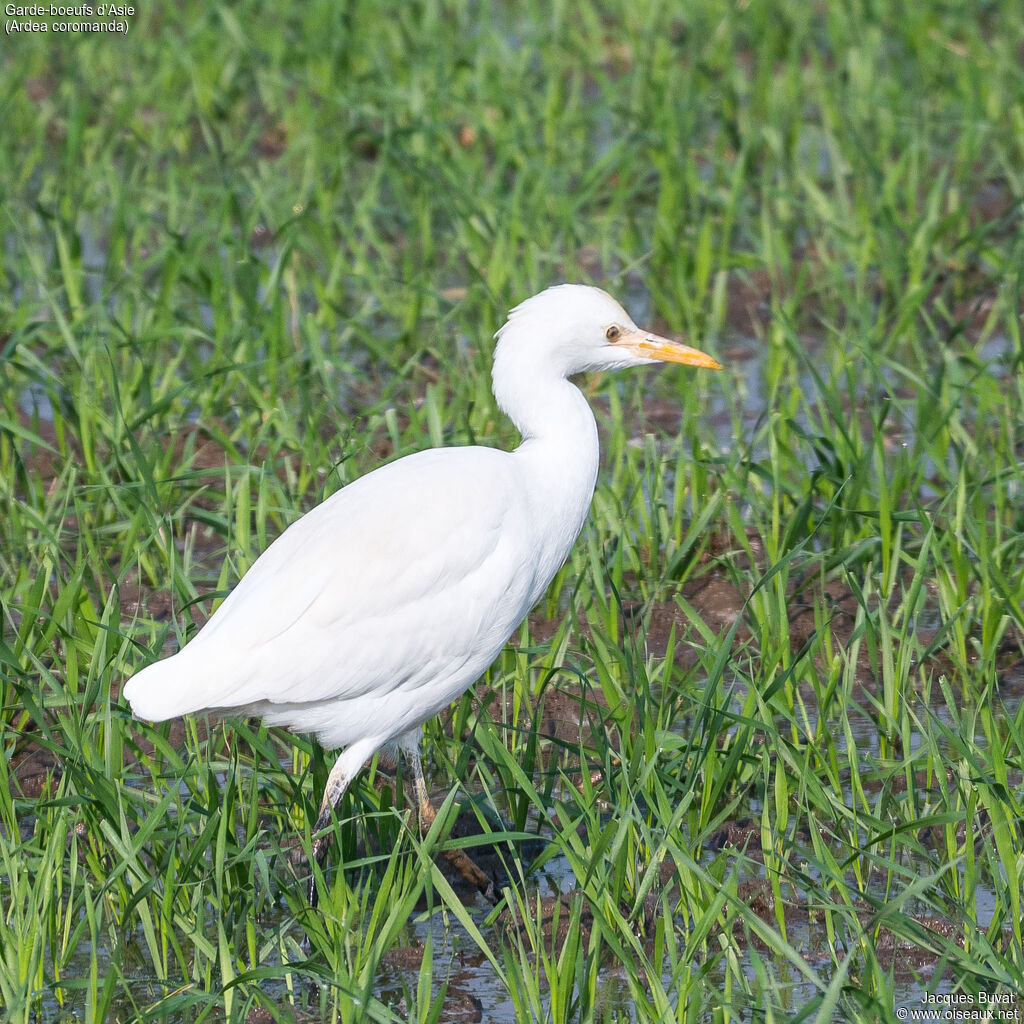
[{"left": 123, "top": 284, "right": 720, "bottom": 908}]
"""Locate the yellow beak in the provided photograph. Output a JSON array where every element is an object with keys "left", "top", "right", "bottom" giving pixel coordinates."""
[{"left": 619, "top": 329, "right": 722, "bottom": 370}]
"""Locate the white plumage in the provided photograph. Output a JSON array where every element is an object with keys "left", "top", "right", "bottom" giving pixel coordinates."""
[
  {"left": 123, "top": 283, "right": 720, "bottom": 907},
  {"left": 127, "top": 448, "right": 538, "bottom": 748}
]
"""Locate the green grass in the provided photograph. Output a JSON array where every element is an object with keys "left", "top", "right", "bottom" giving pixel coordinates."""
[{"left": 2, "top": 0, "right": 1024, "bottom": 1021}]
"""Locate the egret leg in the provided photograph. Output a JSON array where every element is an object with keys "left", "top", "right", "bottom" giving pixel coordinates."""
[
  {"left": 397, "top": 730, "right": 434, "bottom": 826},
  {"left": 307, "top": 769, "right": 350, "bottom": 910},
  {"left": 307, "top": 737, "right": 379, "bottom": 911},
  {"left": 396, "top": 730, "right": 499, "bottom": 905}
]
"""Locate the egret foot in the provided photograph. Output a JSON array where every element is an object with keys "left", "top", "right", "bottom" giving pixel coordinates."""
[
  {"left": 402, "top": 735, "right": 500, "bottom": 906},
  {"left": 422, "top": 800, "right": 500, "bottom": 905}
]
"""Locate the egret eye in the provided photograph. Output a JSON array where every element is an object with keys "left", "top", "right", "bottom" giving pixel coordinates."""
[{"left": 605, "top": 325, "right": 621, "bottom": 341}]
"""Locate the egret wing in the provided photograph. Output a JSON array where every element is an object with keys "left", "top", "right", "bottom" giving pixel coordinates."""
[{"left": 125, "top": 446, "right": 536, "bottom": 718}]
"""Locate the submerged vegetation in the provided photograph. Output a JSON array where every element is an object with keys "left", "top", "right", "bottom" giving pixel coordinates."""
[{"left": 2, "top": 0, "right": 1023, "bottom": 1021}]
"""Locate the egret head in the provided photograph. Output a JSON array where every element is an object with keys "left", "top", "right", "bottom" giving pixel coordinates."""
[{"left": 495, "top": 284, "right": 721, "bottom": 377}]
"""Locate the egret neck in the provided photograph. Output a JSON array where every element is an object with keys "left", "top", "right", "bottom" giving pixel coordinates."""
[{"left": 493, "top": 350, "right": 601, "bottom": 584}]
